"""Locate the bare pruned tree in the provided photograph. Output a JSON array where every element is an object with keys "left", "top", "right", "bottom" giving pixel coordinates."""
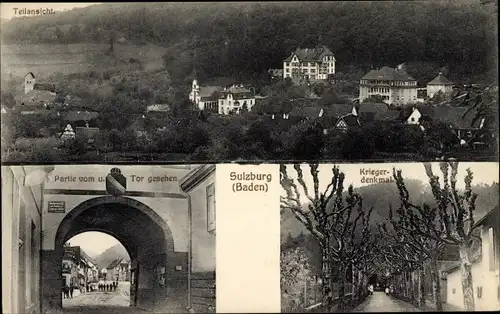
[
  {"left": 379, "top": 217, "right": 434, "bottom": 309},
  {"left": 393, "top": 161, "right": 480, "bottom": 311},
  {"left": 280, "top": 164, "right": 374, "bottom": 311}
]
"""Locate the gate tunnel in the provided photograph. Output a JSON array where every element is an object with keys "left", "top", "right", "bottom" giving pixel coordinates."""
[{"left": 41, "top": 196, "right": 187, "bottom": 313}]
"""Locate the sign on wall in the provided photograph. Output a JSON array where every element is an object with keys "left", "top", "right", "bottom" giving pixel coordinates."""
[{"left": 48, "top": 201, "right": 65, "bottom": 213}]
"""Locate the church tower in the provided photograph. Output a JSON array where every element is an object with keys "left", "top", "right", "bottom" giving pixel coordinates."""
[
  {"left": 24, "top": 72, "right": 35, "bottom": 94},
  {"left": 190, "top": 78, "right": 200, "bottom": 105}
]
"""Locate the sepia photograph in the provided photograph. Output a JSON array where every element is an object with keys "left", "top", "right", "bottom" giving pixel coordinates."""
[
  {"left": 2, "top": 164, "right": 216, "bottom": 313},
  {"left": 0, "top": 1, "right": 498, "bottom": 163},
  {"left": 280, "top": 162, "right": 499, "bottom": 312}
]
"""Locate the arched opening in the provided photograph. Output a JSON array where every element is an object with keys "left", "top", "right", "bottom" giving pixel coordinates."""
[
  {"left": 42, "top": 196, "right": 178, "bottom": 313},
  {"left": 61, "top": 231, "right": 131, "bottom": 310}
]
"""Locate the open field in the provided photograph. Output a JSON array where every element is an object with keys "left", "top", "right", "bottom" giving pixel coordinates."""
[{"left": 1, "top": 43, "right": 168, "bottom": 78}]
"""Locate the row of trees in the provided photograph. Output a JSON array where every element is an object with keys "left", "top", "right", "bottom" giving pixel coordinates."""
[
  {"left": 280, "top": 162, "right": 490, "bottom": 312},
  {"left": 379, "top": 162, "right": 482, "bottom": 311},
  {"left": 280, "top": 164, "right": 377, "bottom": 311},
  {"left": 2, "top": 111, "right": 471, "bottom": 163}
]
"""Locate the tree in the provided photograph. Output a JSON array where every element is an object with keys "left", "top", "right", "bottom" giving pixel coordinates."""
[
  {"left": 281, "top": 248, "right": 313, "bottom": 312},
  {"left": 280, "top": 164, "right": 374, "bottom": 311},
  {"left": 1, "top": 92, "right": 16, "bottom": 109},
  {"left": 393, "top": 162, "right": 480, "bottom": 311},
  {"left": 68, "top": 24, "right": 82, "bottom": 42},
  {"left": 459, "top": 84, "right": 499, "bottom": 147},
  {"left": 284, "top": 122, "right": 325, "bottom": 160},
  {"left": 380, "top": 204, "right": 444, "bottom": 309}
]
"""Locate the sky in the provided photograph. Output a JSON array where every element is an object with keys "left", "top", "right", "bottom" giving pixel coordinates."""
[
  {"left": 1, "top": 3, "right": 100, "bottom": 20},
  {"left": 65, "top": 231, "right": 121, "bottom": 258},
  {"left": 282, "top": 162, "right": 499, "bottom": 203}
]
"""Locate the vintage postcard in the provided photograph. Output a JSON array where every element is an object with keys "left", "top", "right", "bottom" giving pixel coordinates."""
[{"left": 1, "top": 2, "right": 498, "bottom": 163}]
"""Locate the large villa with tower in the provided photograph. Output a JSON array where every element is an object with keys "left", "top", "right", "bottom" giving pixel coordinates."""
[{"left": 282, "top": 45, "right": 336, "bottom": 82}]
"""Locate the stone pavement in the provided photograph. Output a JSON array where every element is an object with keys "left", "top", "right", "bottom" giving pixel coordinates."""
[
  {"left": 351, "top": 292, "right": 421, "bottom": 312},
  {"left": 63, "top": 281, "right": 134, "bottom": 313}
]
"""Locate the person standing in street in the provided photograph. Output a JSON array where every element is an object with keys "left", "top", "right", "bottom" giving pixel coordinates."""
[
  {"left": 69, "top": 285, "right": 74, "bottom": 298},
  {"left": 385, "top": 286, "right": 389, "bottom": 295},
  {"left": 368, "top": 284, "right": 374, "bottom": 295},
  {"left": 63, "top": 285, "right": 69, "bottom": 299}
]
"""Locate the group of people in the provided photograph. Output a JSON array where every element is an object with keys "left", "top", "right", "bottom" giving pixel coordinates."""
[
  {"left": 367, "top": 284, "right": 394, "bottom": 295},
  {"left": 97, "top": 281, "right": 118, "bottom": 292},
  {"left": 62, "top": 285, "right": 75, "bottom": 299},
  {"left": 62, "top": 281, "right": 119, "bottom": 298}
]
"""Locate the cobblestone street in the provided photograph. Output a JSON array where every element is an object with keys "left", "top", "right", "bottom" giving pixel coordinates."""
[
  {"left": 63, "top": 282, "right": 139, "bottom": 313},
  {"left": 351, "top": 292, "right": 421, "bottom": 312}
]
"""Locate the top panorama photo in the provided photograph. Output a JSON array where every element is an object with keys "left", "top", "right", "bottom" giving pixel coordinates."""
[{"left": 1, "top": 1, "right": 498, "bottom": 163}]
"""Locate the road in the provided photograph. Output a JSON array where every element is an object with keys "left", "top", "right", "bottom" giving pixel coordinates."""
[
  {"left": 63, "top": 282, "right": 143, "bottom": 314},
  {"left": 351, "top": 292, "right": 421, "bottom": 312}
]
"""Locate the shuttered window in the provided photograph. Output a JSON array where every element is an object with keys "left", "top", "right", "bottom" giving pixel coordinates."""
[{"left": 207, "top": 183, "right": 215, "bottom": 233}]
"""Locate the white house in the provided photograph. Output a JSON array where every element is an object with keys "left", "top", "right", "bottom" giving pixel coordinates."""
[
  {"left": 427, "top": 72, "right": 454, "bottom": 99},
  {"left": 404, "top": 106, "right": 433, "bottom": 125},
  {"left": 217, "top": 85, "right": 255, "bottom": 115},
  {"left": 359, "top": 66, "right": 418, "bottom": 105},
  {"left": 189, "top": 79, "right": 256, "bottom": 115},
  {"left": 282, "top": 46, "right": 336, "bottom": 81},
  {"left": 443, "top": 206, "right": 499, "bottom": 311}
]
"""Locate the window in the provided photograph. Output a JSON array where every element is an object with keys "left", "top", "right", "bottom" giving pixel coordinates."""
[
  {"left": 207, "top": 183, "right": 215, "bottom": 233},
  {"left": 477, "top": 286, "right": 483, "bottom": 299},
  {"left": 452, "top": 288, "right": 456, "bottom": 294},
  {"left": 489, "top": 227, "right": 497, "bottom": 271}
]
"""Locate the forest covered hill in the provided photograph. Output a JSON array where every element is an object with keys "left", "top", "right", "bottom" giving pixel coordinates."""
[
  {"left": 94, "top": 243, "right": 130, "bottom": 270},
  {"left": 2, "top": 1, "right": 497, "bottom": 83}
]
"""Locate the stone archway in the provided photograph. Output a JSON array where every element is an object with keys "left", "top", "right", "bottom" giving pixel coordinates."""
[{"left": 41, "top": 196, "right": 181, "bottom": 313}]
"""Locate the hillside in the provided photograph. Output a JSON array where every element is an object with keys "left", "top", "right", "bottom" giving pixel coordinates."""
[
  {"left": 94, "top": 243, "right": 130, "bottom": 270},
  {"left": 1, "top": 1, "right": 497, "bottom": 83},
  {"left": 1, "top": 43, "right": 168, "bottom": 79}
]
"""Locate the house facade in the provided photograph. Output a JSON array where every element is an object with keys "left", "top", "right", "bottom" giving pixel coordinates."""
[
  {"left": 282, "top": 46, "right": 336, "bottom": 82},
  {"left": 359, "top": 66, "right": 418, "bottom": 105},
  {"left": 62, "top": 246, "right": 95, "bottom": 288},
  {"left": 2, "top": 166, "right": 51, "bottom": 314},
  {"left": 427, "top": 72, "right": 454, "bottom": 99},
  {"left": 180, "top": 165, "right": 216, "bottom": 313},
  {"left": 444, "top": 206, "right": 499, "bottom": 311},
  {"left": 218, "top": 85, "right": 255, "bottom": 115},
  {"left": 189, "top": 79, "right": 256, "bottom": 115}
]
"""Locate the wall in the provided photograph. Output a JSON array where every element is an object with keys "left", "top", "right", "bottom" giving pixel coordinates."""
[
  {"left": 40, "top": 165, "right": 194, "bottom": 313},
  {"left": 41, "top": 165, "right": 192, "bottom": 252},
  {"left": 190, "top": 170, "right": 216, "bottom": 273},
  {"left": 446, "top": 226, "right": 500, "bottom": 310},
  {"left": 1, "top": 166, "right": 44, "bottom": 314},
  {"left": 188, "top": 170, "right": 216, "bottom": 312}
]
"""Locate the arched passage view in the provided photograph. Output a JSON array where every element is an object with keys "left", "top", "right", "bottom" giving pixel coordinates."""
[
  {"left": 280, "top": 162, "right": 499, "bottom": 313},
  {"left": 61, "top": 232, "right": 131, "bottom": 311},
  {"left": 3, "top": 165, "right": 216, "bottom": 314}
]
